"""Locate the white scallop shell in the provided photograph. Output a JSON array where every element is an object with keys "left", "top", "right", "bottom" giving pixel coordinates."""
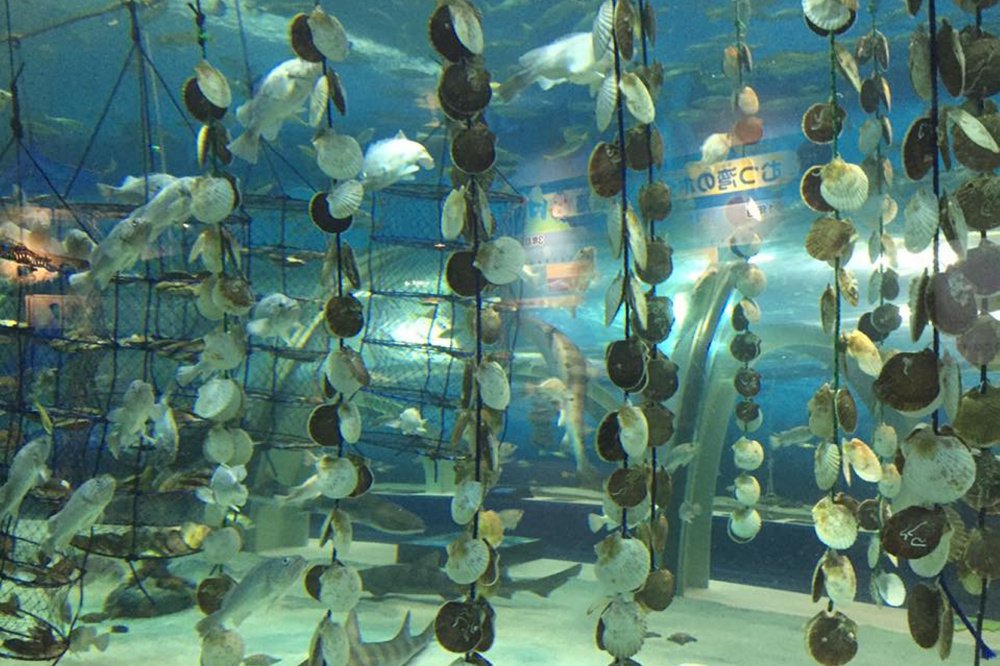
[
  {"left": 448, "top": 1, "right": 484, "bottom": 55},
  {"left": 327, "top": 179, "right": 364, "bottom": 219},
  {"left": 598, "top": 597, "right": 646, "bottom": 660},
  {"left": 476, "top": 360, "right": 510, "bottom": 410},
  {"left": 317, "top": 457, "right": 359, "bottom": 499},
  {"left": 875, "top": 571, "right": 906, "bottom": 607},
  {"left": 596, "top": 74, "right": 617, "bottom": 132},
  {"left": 867, "top": 533, "right": 881, "bottom": 569},
  {"left": 901, "top": 425, "right": 976, "bottom": 505},
  {"left": 308, "top": 6, "right": 349, "bottom": 62},
  {"left": 195, "top": 60, "right": 232, "bottom": 109},
  {"left": 201, "top": 628, "right": 245, "bottom": 666},
  {"left": 592, "top": 0, "right": 614, "bottom": 60},
  {"left": 337, "top": 401, "right": 361, "bottom": 444},
  {"left": 700, "top": 132, "right": 732, "bottom": 163},
  {"left": 474, "top": 236, "right": 525, "bottom": 285},
  {"left": 194, "top": 378, "right": 244, "bottom": 423},
  {"left": 732, "top": 436, "right": 764, "bottom": 471},
  {"left": 309, "top": 75, "right": 329, "bottom": 127},
  {"left": 594, "top": 534, "right": 650, "bottom": 594},
  {"left": 803, "top": 0, "right": 853, "bottom": 31},
  {"left": 605, "top": 272, "right": 624, "bottom": 326},
  {"left": 878, "top": 461, "right": 902, "bottom": 498},
  {"left": 196, "top": 276, "right": 225, "bottom": 321},
  {"left": 620, "top": 73, "right": 655, "bottom": 124},
  {"left": 820, "top": 158, "right": 869, "bottom": 212},
  {"left": 908, "top": 527, "right": 952, "bottom": 578},
  {"left": 323, "top": 348, "right": 369, "bottom": 396},
  {"left": 319, "top": 563, "right": 363, "bottom": 612},
  {"left": 191, "top": 176, "right": 237, "bottom": 224},
  {"left": 450, "top": 479, "right": 484, "bottom": 526},
  {"left": 733, "top": 472, "right": 761, "bottom": 507},
  {"left": 808, "top": 385, "right": 835, "bottom": 440},
  {"left": 201, "top": 526, "right": 242, "bottom": 565},
  {"left": 815, "top": 440, "right": 841, "bottom": 491},
  {"left": 204, "top": 426, "right": 235, "bottom": 465},
  {"left": 617, "top": 404, "right": 648, "bottom": 458},
  {"left": 444, "top": 534, "right": 490, "bottom": 585},
  {"left": 819, "top": 551, "right": 857, "bottom": 606},
  {"left": 728, "top": 507, "right": 762, "bottom": 542},
  {"left": 903, "top": 188, "right": 939, "bottom": 253},
  {"left": 441, "top": 186, "right": 466, "bottom": 241},
  {"left": 812, "top": 496, "right": 858, "bottom": 550},
  {"left": 322, "top": 508, "right": 353, "bottom": 555},
  {"left": 843, "top": 438, "right": 882, "bottom": 483},
  {"left": 872, "top": 423, "right": 898, "bottom": 458},
  {"left": 314, "top": 131, "right": 363, "bottom": 180}
]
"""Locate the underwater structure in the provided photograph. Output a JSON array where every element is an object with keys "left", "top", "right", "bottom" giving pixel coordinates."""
[{"left": 0, "top": 1, "right": 998, "bottom": 665}]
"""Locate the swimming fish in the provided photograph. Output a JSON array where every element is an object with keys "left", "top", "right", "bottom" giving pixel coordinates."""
[
  {"left": 665, "top": 442, "right": 699, "bottom": 474},
  {"left": 195, "top": 555, "right": 308, "bottom": 637},
  {"left": 343, "top": 611, "right": 433, "bottom": 666},
  {"left": 383, "top": 407, "right": 428, "bottom": 437},
  {"left": 176, "top": 327, "right": 247, "bottom": 386},
  {"left": 0, "top": 436, "right": 51, "bottom": 523},
  {"left": 68, "top": 626, "right": 111, "bottom": 653},
  {"left": 342, "top": 493, "right": 425, "bottom": 535},
  {"left": 96, "top": 173, "right": 178, "bottom": 204},
  {"left": 142, "top": 394, "right": 178, "bottom": 464},
  {"left": 496, "top": 32, "right": 611, "bottom": 102},
  {"left": 228, "top": 58, "right": 323, "bottom": 164},
  {"left": 361, "top": 131, "right": 435, "bottom": 191},
  {"left": 246, "top": 293, "right": 302, "bottom": 343},
  {"left": 768, "top": 425, "right": 815, "bottom": 449},
  {"left": 195, "top": 464, "right": 249, "bottom": 513},
  {"left": 106, "top": 380, "right": 156, "bottom": 458},
  {"left": 40, "top": 474, "right": 116, "bottom": 556},
  {"left": 679, "top": 501, "right": 702, "bottom": 524}
]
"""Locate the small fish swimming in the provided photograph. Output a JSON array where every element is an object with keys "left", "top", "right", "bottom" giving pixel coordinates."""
[
  {"left": 195, "top": 464, "right": 249, "bottom": 513},
  {"left": 68, "top": 625, "right": 111, "bottom": 653},
  {"left": 246, "top": 293, "right": 302, "bottom": 343},
  {"left": 176, "top": 327, "right": 247, "bottom": 386},
  {"left": 361, "top": 130, "right": 435, "bottom": 191},
  {"left": 0, "top": 436, "right": 51, "bottom": 523},
  {"left": 768, "top": 425, "right": 815, "bottom": 449},
  {"left": 106, "top": 380, "right": 156, "bottom": 458},
  {"left": 40, "top": 474, "right": 116, "bottom": 556},
  {"left": 383, "top": 406, "right": 428, "bottom": 437},
  {"left": 342, "top": 493, "right": 425, "bottom": 535},
  {"left": 665, "top": 441, "right": 699, "bottom": 474},
  {"left": 195, "top": 555, "right": 308, "bottom": 637},
  {"left": 96, "top": 173, "right": 178, "bottom": 204},
  {"left": 228, "top": 58, "right": 323, "bottom": 164}
]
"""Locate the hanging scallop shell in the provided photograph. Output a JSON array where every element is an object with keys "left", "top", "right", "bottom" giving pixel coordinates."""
[
  {"left": 592, "top": 0, "right": 614, "bottom": 59},
  {"left": 909, "top": 527, "right": 952, "bottom": 578},
  {"left": 476, "top": 361, "right": 510, "bottom": 411},
  {"left": 937, "top": 18, "right": 966, "bottom": 98},
  {"left": 802, "top": 102, "right": 846, "bottom": 145},
  {"left": 836, "top": 388, "right": 858, "bottom": 434},
  {"left": 820, "top": 285, "right": 836, "bottom": 335},
  {"left": 320, "top": 508, "right": 352, "bottom": 553},
  {"left": 800, "top": 167, "right": 830, "bottom": 211},
  {"left": 317, "top": 456, "right": 359, "bottom": 499},
  {"left": 201, "top": 628, "right": 245, "bottom": 666},
  {"left": 191, "top": 175, "right": 238, "bottom": 224},
  {"left": 901, "top": 424, "right": 976, "bottom": 505},
  {"left": 182, "top": 77, "right": 226, "bottom": 124},
  {"left": 875, "top": 571, "right": 905, "bottom": 607},
  {"left": 307, "top": 6, "right": 349, "bottom": 62},
  {"left": 815, "top": 440, "right": 841, "bottom": 491},
  {"left": 939, "top": 352, "right": 961, "bottom": 422},
  {"left": 908, "top": 26, "right": 932, "bottom": 100},
  {"left": 588, "top": 142, "right": 624, "bottom": 198},
  {"left": 617, "top": 404, "right": 648, "bottom": 458},
  {"left": 337, "top": 401, "right": 361, "bottom": 444},
  {"left": 441, "top": 186, "right": 466, "bottom": 241},
  {"left": 728, "top": 506, "right": 762, "bottom": 543},
  {"left": 309, "top": 75, "right": 329, "bottom": 127},
  {"left": 909, "top": 270, "right": 931, "bottom": 342},
  {"left": 842, "top": 438, "right": 882, "bottom": 483},
  {"left": 814, "top": 550, "right": 856, "bottom": 606},
  {"left": 595, "top": 534, "right": 649, "bottom": 594},
  {"left": 812, "top": 496, "right": 859, "bottom": 550},
  {"left": 903, "top": 188, "right": 939, "bottom": 253},
  {"left": 324, "top": 347, "right": 370, "bottom": 397},
  {"left": 474, "top": 236, "right": 524, "bottom": 285},
  {"left": 820, "top": 157, "right": 868, "bottom": 212},
  {"left": 595, "top": 75, "right": 618, "bottom": 132},
  {"left": 874, "top": 348, "right": 941, "bottom": 414},
  {"left": 872, "top": 423, "right": 898, "bottom": 458},
  {"left": 732, "top": 436, "right": 764, "bottom": 471},
  {"left": 448, "top": 0, "right": 484, "bottom": 55},
  {"left": 194, "top": 378, "right": 244, "bottom": 423},
  {"left": 700, "top": 132, "right": 732, "bottom": 163},
  {"left": 619, "top": 73, "right": 654, "bottom": 124},
  {"left": 844, "top": 329, "right": 882, "bottom": 377},
  {"left": 903, "top": 115, "right": 936, "bottom": 181},
  {"left": 805, "top": 216, "right": 855, "bottom": 262},
  {"left": 802, "top": 0, "right": 854, "bottom": 32},
  {"left": 444, "top": 534, "right": 491, "bottom": 585},
  {"left": 316, "top": 563, "right": 362, "bottom": 612},
  {"left": 734, "top": 85, "right": 759, "bottom": 115},
  {"left": 734, "top": 263, "right": 767, "bottom": 298},
  {"left": 314, "top": 131, "right": 363, "bottom": 180},
  {"left": 604, "top": 272, "right": 624, "bottom": 327},
  {"left": 614, "top": 0, "right": 636, "bottom": 61},
  {"left": 625, "top": 206, "right": 647, "bottom": 271},
  {"left": 627, "top": 279, "right": 647, "bottom": 331},
  {"left": 201, "top": 526, "right": 242, "bottom": 565},
  {"left": 450, "top": 479, "right": 484, "bottom": 526},
  {"left": 733, "top": 473, "right": 761, "bottom": 507},
  {"left": 808, "top": 384, "right": 835, "bottom": 439},
  {"left": 194, "top": 61, "right": 232, "bottom": 109},
  {"left": 879, "top": 461, "right": 902, "bottom": 498},
  {"left": 859, "top": 74, "right": 891, "bottom": 114},
  {"left": 597, "top": 597, "right": 646, "bottom": 660},
  {"left": 858, "top": 117, "right": 883, "bottom": 157},
  {"left": 327, "top": 180, "right": 364, "bottom": 219}
]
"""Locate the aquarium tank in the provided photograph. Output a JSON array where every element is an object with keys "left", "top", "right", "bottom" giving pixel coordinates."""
[{"left": 0, "top": 0, "right": 999, "bottom": 664}]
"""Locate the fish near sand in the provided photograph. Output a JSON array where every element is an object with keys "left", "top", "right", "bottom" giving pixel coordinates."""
[
  {"left": 341, "top": 493, "right": 425, "bottom": 535},
  {"left": 196, "top": 555, "right": 308, "bottom": 637},
  {"left": 300, "top": 611, "right": 433, "bottom": 666},
  {"left": 361, "top": 131, "right": 435, "bottom": 191},
  {"left": 228, "top": 58, "right": 323, "bottom": 164},
  {"left": 40, "top": 474, "right": 116, "bottom": 556},
  {"left": 0, "top": 435, "right": 51, "bottom": 522}
]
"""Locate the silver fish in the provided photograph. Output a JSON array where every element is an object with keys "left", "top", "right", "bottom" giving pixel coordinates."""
[
  {"left": 196, "top": 555, "right": 308, "bottom": 637},
  {"left": 665, "top": 442, "right": 699, "bottom": 474},
  {"left": 41, "top": 474, "right": 116, "bottom": 555},
  {"left": 0, "top": 436, "right": 51, "bottom": 522},
  {"left": 176, "top": 327, "right": 246, "bottom": 386},
  {"left": 768, "top": 425, "right": 815, "bottom": 449},
  {"left": 96, "top": 173, "right": 178, "bottom": 204},
  {"left": 496, "top": 32, "right": 612, "bottom": 102},
  {"left": 246, "top": 293, "right": 302, "bottom": 343}
]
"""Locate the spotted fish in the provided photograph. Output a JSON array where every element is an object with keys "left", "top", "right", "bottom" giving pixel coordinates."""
[{"left": 347, "top": 610, "right": 433, "bottom": 666}]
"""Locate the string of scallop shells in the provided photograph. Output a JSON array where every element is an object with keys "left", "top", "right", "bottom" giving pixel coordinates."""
[
  {"left": 724, "top": 0, "right": 767, "bottom": 547},
  {"left": 586, "top": 0, "right": 677, "bottom": 662},
  {"left": 799, "top": 3, "right": 881, "bottom": 665},
  {"left": 430, "top": 2, "right": 527, "bottom": 662}
]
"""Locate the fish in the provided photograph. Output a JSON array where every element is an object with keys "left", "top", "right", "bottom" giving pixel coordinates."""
[
  {"left": 246, "top": 293, "right": 302, "bottom": 343},
  {"left": 195, "top": 555, "right": 308, "bottom": 637},
  {"left": 106, "top": 380, "right": 156, "bottom": 458},
  {"left": 381, "top": 406, "right": 428, "bottom": 436},
  {"left": 195, "top": 464, "right": 249, "bottom": 513},
  {"left": 342, "top": 492, "right": 425, "bottom": 535},
  {"left": 141, "top": 394, "right": 178, "bottom": 464},
  {"left": 96, "top": 173, "right": 178, "bottom": 204},
  {"left": 0, "top": 435, "right": 51, "bottom": 522},
  {"left": 40, "top": 474, "right": 116, "bottom": 556},
  {"left": 667, "top": 632, "right": 698, "bottom": 646},
  {"left": 665, "top": 442, "right": 699, "bottom": 474},
  {"left": 176, "top": 327, "right": 247, "bottom": 386},
  {"left": 359, "top": 555, "right": 581, "bottom": 600},
  {"left": 496, "top": 32, "right": 611, "bottom": 102},
  {"left": 520, "top": 317, "right": 596, "bottom": 482},
  {"left": 360, "top": 131, "right": 435, "bottom": 191},
  {"left": 342, "top": 610, "right": 433, "bottom": 666},
  {"left": 544, "top": 125, "right": 591, "bottom": 160},
  {"left": 679, "top": 501, "right": 702, "bottom": 524},
  {"left": 228, "top": 57, "right": 323, "bottom": 164},
  {"left": 768, "top": 425, "right": 815, "bottom": 449},
  {"left": 68, "top": 625, "right": 111, "bottom": 653}
]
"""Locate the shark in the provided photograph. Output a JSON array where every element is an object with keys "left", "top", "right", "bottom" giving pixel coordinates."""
[{"left": 299, "top": 610, "right": 432, "bottom": 666}]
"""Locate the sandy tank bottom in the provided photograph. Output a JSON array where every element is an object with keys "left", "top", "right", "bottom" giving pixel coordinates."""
[{"left": 8, "top": 540, "right": 975, "bottom": 666}]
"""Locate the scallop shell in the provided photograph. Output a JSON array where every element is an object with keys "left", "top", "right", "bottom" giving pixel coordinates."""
[
  {"left": 954, "top": 385, "right": 1000, "bottom": 447},
  {"left": 875, "top": 571, "right": 906, "bottom": 607},
  {"left": 927, "top": 268, "right": 978, "bottom": 337},
  {"left": 617, "top": 405, "right": 648, "bottom": 458},
  {"left": 728, "top": 507, "right": 762, "bottom": 543},
  {"left": 614, "top": 0, "right": 636, "bottom": 61},
  {"left": 440, "top": 186, "right": 466, "bottom": 241},
  {"left": 734, "top": 117, "right": 765, "bottom": 147},
  {"left": 732, "top": 436, "right": 764, "bottom": 471},
  {"left": 801, "top": 166, "right": 834, "bottom": 213},
  {"left": 451, "top": 480, "right": 484, "bottom": 526},
  {"left": 820, "top": 285, "right": 837, "bottom": 335},
  {"left": 201, "top": 526, "right": 242, "bottom": 565},
  {"left": 805, "top": 216, "right": 855, "bottom": 263},
  {"left": 815, "top": 550, "right": 856, "bottom": 606},
  {"left": 901, "top": 424, "right": 976, "bottom": 505},
  {"left": 808, "top": 384, "right": 836, "bottom": 440},
  {"left": 337, "top": 401, "right": 361, "bottom": 444},
  {"left": 323, "top": 347, "right": 370, "bottom": 397},
  {"left": 476, "top": 361, "right": 510, "bottom": 411},
  {"left": 820, "top": 157, "right": 869, "bottom": 212},
  {"left": 204, "top": 426, "right": 236, "bottom": 465},
  {"left": 803, "top": 0, "right": 854, "bottom": 31},
  {"left": 903, "top": 188, "right": 939, "bottom": 253},
  {"left": 592, "top": 0, "right": 614, "bottom": 59},
  {"left": 318, "top": 563, "right": 362, "bottom": 612},
  {"left": 438, "top": 60, "right": 492, "bottom": 121},
  {"left": 305, "top": 7, "right": 349, "bottom": 62},
  {"left": 191, "top": 175, "right": 238, "bottom": 224},
  {"left": 961, "top": 240, "right": 1000, "bottom": 296},
  {"left": 445, "top": 534, "right": 491, "bottom": 585},
  {"left": 700, "top": 132, "right": 732, "bottom": 163},
  {"left": 937, "top": 18, "right": 966, "bottom": 98},
  {"left": 903, "top": 115, "right": 936, "bottom": 181},
  {"left": 858, "top": 117, "right": 883, "bottom": 157},
  {"left": 844, "top": 329, "right": 882, "bottom": 377},
  {"left": 619, "top": 73, "right": 655, "bottom": 124},
  {"left": 873, "top": 348, "right": 940, "bottom": 415},
  {"left": 448, "top": 1, "right": 483, "bottom": 55},
  {"left": 594, "top": 534, "right": 649, "bottom": 594},
  {"left": 734, "top": 472, "right": 761, "bottom": 507},
  {"left": 194, "top": 60, "right": 232, "bottom": 109},
  {"left": 194, "top": 378, "right": 243, "bottom": 423},
  {"left": 951, "top": 111, "right": 1000, "bottom": 172},
  {"left": 879, "top": 462, "right": 902, "bottom": 498},
  {"left": 588, "top": 142, "right": 624, "bottom": 198},
  {"left": 909, "top": 527, "right": 952, "bottom": 578},
  {"left": 451, "top": 122, "right": 495, "bottom": 175},
  {"left": 734, "top": 262, "right": 767, "bottom": 298},
  {"left": 309, "top": 75, "right": 330, "bottom": 127},
  {"left": 812, "top": 495, "right": 859, "bottom": 550},
  {"left": 324, "top": 294, "right": 364, "bottom": 339},
  {"left": 802, "top": 102, "right": 846, "bottom": 145},
  {"left": 842, "top": 438, "right": 882, "bottom": 483},
  {"left": 908, "top": 582, "right": 943, "bottom": 649},
  {"left": 872, "top": 423, "right": 898, "bottom": 458},
  {"left": 625, "top": 206, "right": 648, "bottom": 271},
  {"left": 909, "top": 26, "right": 933, "bottom": 101},
  {"left": 314, "top": 131, "right": 363, "bottom": 180},
  {"left": 212, "top": 276, "right": 254, "bottom": 316},
  {"left": 474, "top": 236, "right": 525, "bottom": 285},
  {"left": 735, "top": 85, "right": 759, "bottom": 115},
  {"left": 625, "top": 124, "right": 664, "bottom": 171},
  {"left": 597, "top": 598, "right": 646, "bottom": 660},
  {"left": 963, "top": 528, "right": 1000, "bottom": 581},
  {"left": 638, "top": 181, "right": 671, "bottom": 222},
  {"left": 806, "top": 610, "right": 858, "bottom": 666},
  {"left": 606, "top": 467, "right": 648, "bottom": 509},
  {"left": 956, "top": 173, "right": 1000, "bottom": 232},
  {"left": 317, "top": 456, "right": 359, "bottom": 499},
  {"left": 327, "top": 180, "right": 364, "bottom": 219}
]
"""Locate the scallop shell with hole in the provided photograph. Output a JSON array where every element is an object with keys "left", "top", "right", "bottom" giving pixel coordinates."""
[
  {"left": 451, "top": 479, "right": 484, "bottom": 526},
  {"left": 596, "top": 597, "right": 646, "bottom": 660},
  {"left": 812, "top": 495, "right": 859, "bottom": 550},
  {"left": 806, "top": 609, "right": 858, "bottom": 666},
  {"left": 820, "top": 158, "right": 869, "bottom": 212},
  {"left": 445, "top": 534, "right": 491, "bottom": 585},
  {"left": 732, "top": 436, "right": 764, "bottom": 471},
  {"left": 901, "top": 424, "right": 976, "bottom": 505},
  {"left": 728, "top": 506, "right": 762, "bottom": 543},
  {"left": 594, "top": 534, "right": 649, "bottom": 594}
]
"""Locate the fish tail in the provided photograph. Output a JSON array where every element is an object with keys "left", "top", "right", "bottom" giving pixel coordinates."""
[
  {"left": 228, "top": 130, "right": 260, "bottom": 164},
  {"left": 522, "top": 563, "right": 582, "bottom": 598},
  {"left": 495, "top": 70, "right": 533, "bottom": 103},
  {"left": 175, "top": 364, "right": 200, "bottom": 387},
  {"left": 94, "top": 632, "right": 110, "bottom": 652},
  {"left": 587, "top": 513, "right": 605, "bottom": 533},
  {"left": 96, "top": 183, "right": 118, "bottom": 200}
]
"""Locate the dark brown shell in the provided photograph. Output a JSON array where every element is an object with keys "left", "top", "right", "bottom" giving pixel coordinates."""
[
  {"left": 835, "top": 388, "right": 857, "bottom": 434},
  {"left": 451, "top": 122, "right": 496, "bottom": 174},
  {"left": 182, "top": 77, "right": 227, "bottom": 124},
  {"left": 635, "top": 238, "right": 673, "bottom": 285},
  {"left": 595, "top": 411, "right": 626, "bottom": 462},
  {"left": 643, "top": 401, "right": 675, "bottom": 447},
  {"left": 324, "top": 295, "right": 365, "bottom": 338},
  {"left": 327, "top": 70, "right": 347, "bottom": 115},
  {"left": 589, "top": 142, "right": 625, "bottom": 199},
  {"left": 289, "top": 13, "right": 324, "bottom": 62},
  {"left": 606, "top": 338, "right": 649, "bottom": 392},
  {"left": 348, "top": 455, "right": 374, "bottom": 497},
  {"left": 856, "top": 498, "right": 880, "bottom": 531},
  {"left": 805, "top": 610, "right": 858, "bottom": 666},
  {"left": 734, "top": 367, "right": 762, "bottom": 398},
  {"left": 903, "top": 116, "right": 937, "bottom": 181},
  {"left": 801, "top": 165, "right": 834, "bottom": 213},
  {"left": 954, "top": 385, "right": 1000, "bottom": 448},
  {"left": 196, "top": 574, "right": 236, "bottom": 615},
  {"left": 731, "top": 116, "right": 763, "bottom": 146},
  {"left": 956, "top": 173, "right": 1000, "bottom": 232},
  {"left": 304, "top": 564, "right": 327, "bottom": 601},
  {"left": 803, "top": 9, "right": 856, "bottom": 38},
  {"left": 908, "top": 582, "right": 943, "bottom": 649},
  {"left": 438, "top": 60, "right": 492, "bottom": 121},
  {"left": 735, "top": 400, "right": 760, "bottom": 425},
  {"left": 638, "top": 181, "right": 672, "bottom": 221},
  {"left": 446, "top": 250, "right": 482, "bottom": 297},
  {"left": 428, "top": 2, "right": 477, "bottom": 63},
  {"left": 635, "top": 568, "right": 675, "bottom": 612},
  {"left": 614, "top": 0, "right": 636, "bottom": 61},
  {"left": 882, "top": 505, "right": 947, "bottom": 559},
  {"left": 957, "top": 315, "right": 1000, "bottom": 366},
  {"left": 642, "top": 355, "right": 679, "bottom": 402},
  {"left": 859, "top": 74, "right": 891, "bottom": 114},
  {"left": 435, "top": 600, "right": 488, "bottom": 653},
  {"left": 729, "top": 331, "right": 761, "bottom": 363},
  {"left": 802, "top": 103, "right": 846, "bottom": 144},
  {"left": 625, "top": 125, "right": 664, "bottom": 171},
  {"left": 959, "top": 240, "right": 1000, "bottom": 295},
  {"left": 873, "top": 348, "right": 940, "bottom": 413},
  {"left": 310, "top": 191, "right": 352, "bottom": 234},
  {"left": 910, "top": 270, "right": 931, "bottom": 342},
  {"left": 307, "top": 404, "right": 342, "bottom": 447},
  {"left": 926, "top": 269, "right": 978, "bottom": 336},
  {"left": 607, "top": 467, "right": 648, "bottom": 508},
  {"left": 632, "top": 295, "right": 673, "bottom": 345},
  {"left": 872, "top": 303, "right": 902, "bottom": 334},
  {"left": 952, "top": 113, "right": 1000, "bottom": 172},
  {"left": 963, "top": 29, "right": 1000, "bottom": 99}
]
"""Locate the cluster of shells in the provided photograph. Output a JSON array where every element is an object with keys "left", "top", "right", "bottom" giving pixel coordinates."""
[{"left": 585, "top": 1, "right": 679, "bottom": 663}]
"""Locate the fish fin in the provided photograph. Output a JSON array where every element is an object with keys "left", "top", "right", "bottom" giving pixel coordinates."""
[
  {"left": 587, "top": 513, "right": 605, "bottom": 533},
  {"left": 175, "top": 364, "right": 200, "bottom": 387},
  {"left": 394, "top": 129, "right": 406, "bottom": 139},
  {"left": 345, "top": 610, "right": 361, "bottom": 645},
  {"left": 395, "top": 611, "right": 412, "bottom": 639},
  {"left": 96, "top": 183, "right": 118, "bottom": 200},
  {"left": 94, "top": 632, "right": 110, "bottom": 652},
  {"left": 520, "top": 563, "right": 581, "bottom": 598},
  {"left": 228, "top": 131, "right": 260, "bottom": 164}
]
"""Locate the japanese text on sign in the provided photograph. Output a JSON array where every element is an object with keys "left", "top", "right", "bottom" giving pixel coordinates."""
[{"left": 682, "top": 151, "right": 796, "bottom": 198}]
